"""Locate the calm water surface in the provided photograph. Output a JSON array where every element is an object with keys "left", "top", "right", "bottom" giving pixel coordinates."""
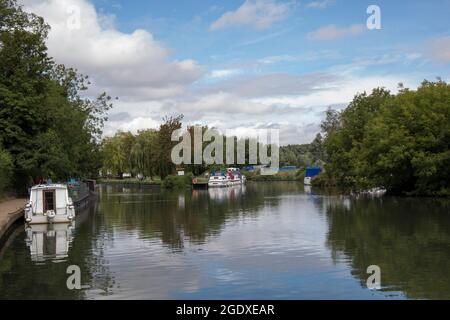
[{"left": 0, "top": 182, "right": 449, "bottom": 299}]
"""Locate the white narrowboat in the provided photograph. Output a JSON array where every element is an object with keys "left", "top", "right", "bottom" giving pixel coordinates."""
[{"left": 25, "top": 184, "right": 76, "bottom": 225}]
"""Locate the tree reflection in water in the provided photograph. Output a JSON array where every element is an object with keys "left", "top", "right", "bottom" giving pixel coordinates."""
[
  {"left": 97, "top": 183, "right": 302, "bottom": 251},
  {"left": 325, "top": 196, "right": 450, "bottom": 299},
  {"left": 2, "top": 183, "right": 449, "bottom": 299}
]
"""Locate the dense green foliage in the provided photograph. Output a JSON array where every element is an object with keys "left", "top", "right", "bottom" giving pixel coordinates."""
[
  {"left": 321, "top": 80, "right": 450, "bottom": 196},
  {"left": 0, "top": 0, "right": 112, "bottom": 193},
  {"left": 243, "top": 170, "right": 303, "bottom": 182},
  {"left": 161, "top": 172, "right": 194, "bottom": 189},
  {"left": 101, "top": 120, "right": 287, "bottom": 181},
  {"left": 0, "top": 144, "right": 13, "bottom": 195},
  {"left": 97, "top": 178, "right": 161, "bottom": 186},
  {"left": 101, "top": 115, "right": 183, "bottom": 180},
  {"left": 279, "top": 133, "right": 325, "bottom": 168}
]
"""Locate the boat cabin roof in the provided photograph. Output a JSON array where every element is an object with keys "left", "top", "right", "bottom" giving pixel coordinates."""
[{"left": 31, "top": 184, "right": 68, "bottom": 191}]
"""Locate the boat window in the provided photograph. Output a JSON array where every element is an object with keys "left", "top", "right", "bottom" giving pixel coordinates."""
[{"left": 43, "top": 190, "right": 55, "bottom": 211}]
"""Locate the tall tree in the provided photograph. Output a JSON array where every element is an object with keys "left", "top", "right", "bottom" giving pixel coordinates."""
[
  {"left": 321, "top": 80, "right": 450, "bottom": 195},
  {"left": 0, "top": 0, "right": 113, "bottom": 192},
  {"left": 157, "top": 115, "right": 183, "bottom": 179},
  {"left": 321, "top": 88, "right": 392, "bottom": 187},
  {"left": 358, "top": 80, "right": 450, "bottom": 195}
]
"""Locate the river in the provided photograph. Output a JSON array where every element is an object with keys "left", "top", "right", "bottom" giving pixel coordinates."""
[{"left": 0, "top": 182, "right": 449, "bottom": 299}]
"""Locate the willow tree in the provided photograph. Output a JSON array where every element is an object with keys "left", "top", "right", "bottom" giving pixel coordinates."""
[
  {"left": 101, "top": 131, "right": 135, "bottom": 177},
  {"left": 131, "top": 129, "right": 159, "bottom": 178},
  {"left": 157, "top": 115, "right": 184, "bottom": 179}
]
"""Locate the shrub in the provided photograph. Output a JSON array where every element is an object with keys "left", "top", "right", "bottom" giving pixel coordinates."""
[
  {"left": 162, "top": 172, "right": 193, "bottom": 189},
  {"left": 311, "top": 173, "right": 337, "bottom": 187}
]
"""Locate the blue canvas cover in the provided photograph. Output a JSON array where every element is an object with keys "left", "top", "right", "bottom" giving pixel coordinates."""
[{"left": 305, "top": 167, "right": 322, "bottom": 177}]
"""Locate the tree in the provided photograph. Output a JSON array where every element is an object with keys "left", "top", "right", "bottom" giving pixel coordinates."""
[
  {"left": 358, "top": 80, "right": 450, "bottom": 195},
  {"left": 101, "top": 131, "right": 134, "bottom": 177},
  {"left": 0, "top": 144, "right": 13, "bottom": 195},
  {"left": 310, "top": 133, "right": 325, "bottom": 163},
  {"left": 0, "top": 0, "right": 113, "bottom": 192},
  {"left": 130, "top": 129, "right": 159, "bottom": 178},
  {"left": 321, "top": 88, "right": 392, "bottom": 187},
  {"left": 279, "top": 141, "right": 324, "bottom": 168},
  {"left": 0, "top": 0, "right": 52, "bottom": 190},
  {"left": 156, "top": 115, "right": 184, "bottom": 179},
  {"left": 321, "top": 80, "right": 450, "bottom": 195}
]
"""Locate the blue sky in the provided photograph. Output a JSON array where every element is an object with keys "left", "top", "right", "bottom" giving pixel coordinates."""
[
  {"left": 22, "top": 0, "right": 450, "bottom": 144},
  {"left": 91, "top": 0, "right": 450, "bottom": 73}
]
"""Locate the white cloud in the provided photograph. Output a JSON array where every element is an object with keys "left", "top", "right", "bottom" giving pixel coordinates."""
[
  {"left": 307, "top": 24, "right": 365, "bottom": 41},
  {"left": 223, "top": 123, "right": 319, "bottom": 145},
  {"left": 306, "top": 0, "right": 336, "bottom": 10},
  {"left": 210, "top": 0, "right": 291, "bottom": 31},
  {"left": 99, "top": 70, "right": 417, "bottom": 145},
  {"left": 106, "top": 117, "right": 160, "bottom": 136},
  {"left": 203, "top": 72, "right": 341, "bottom": 98},
  {"left": 18, "top": 0, "right": 426, "bottom": 146},
  {"left": 257, "top": 50, "right": 341, "bottom": 65},
  {"left": 257, "top": 55, "right": 298, "bottom": 65},
  {"left": 427, "top": 36, "right": 450, "bottom": 64},
  {"left": 21, "top": 0, "right": 204, "bottom": 101},
  {"left": 170, "top": 92, "right": 272, "bottom": 115},
  {"left": 258, "top": 75, "right": 410, "bottom": 108},
  {"left": 209, "top": 69, "right": 242, "bottom": 79}
]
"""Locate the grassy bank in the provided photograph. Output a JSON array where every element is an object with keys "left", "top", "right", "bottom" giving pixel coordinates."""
[
  {"left": 243, "top": 170, "right": 304, "bottom": 182},
  {"left": 99, "top": 171, "right": 305, "bottom": 190},
  {"left": 99, "top": 175, "right": 193, "bottom": 189},
  {"left": 98, "top": 178, "right": 162, "bottom": 186}
]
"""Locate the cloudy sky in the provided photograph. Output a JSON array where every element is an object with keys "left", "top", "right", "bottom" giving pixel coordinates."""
[{"left": 21, "top": 0, "right": 450, "bottom": 144}]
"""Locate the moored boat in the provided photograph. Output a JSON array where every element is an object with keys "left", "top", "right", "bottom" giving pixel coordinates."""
[
  {"left": 208, "top": 169, "right": 246, "bottom": 188},
  {"left": 24, "top": 184, "right": 76, "bottom": 225},
  {"left": 304, "top": 167, "right": 322, "bottom": 186},
  {"left": 226, "top": 168, "right": 246, "bottom": 186},
  {"left": 208, "top": 172, "right": 230, "bottom": 188}
]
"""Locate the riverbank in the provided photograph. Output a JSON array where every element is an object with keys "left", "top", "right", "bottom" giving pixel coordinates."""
[
  {"left": 0, "top": 198, "right": 27, "bottom": 242},
  {"left": 243, "top": 170, "right": 304, "bottom": 182},
  {"left": 98, "top": 178, "right": 162, "bottom": 186},
  {"left": 99, "top": 171, "right": 305, "bottom": 190},
  {"left": 99, "top": 175, "right": 192, "bottom": 189}
]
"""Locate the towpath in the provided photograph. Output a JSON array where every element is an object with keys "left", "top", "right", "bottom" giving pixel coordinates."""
[{"left": 0, "top": 198, "right": 27, "bottom": 241}]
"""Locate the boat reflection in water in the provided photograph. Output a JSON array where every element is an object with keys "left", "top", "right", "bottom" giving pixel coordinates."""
[
  {"left": 207, "top": 184, "right": 246, "bottom": 202},
  {"left": 304, "top": 185, "right": 312, "bottom": 195},
  {"left": 25, "top": 222, "right": 75, "bottom": 262}
]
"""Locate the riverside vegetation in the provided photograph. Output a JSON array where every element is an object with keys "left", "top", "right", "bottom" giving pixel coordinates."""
[
  {"left": 99, "top": 125, "right": 319, "bottom": 188},
  {"left": 1, "top": 0, "right": 448, "bottom": 196},
  {"left": 317, "top": 82, "right": 450, "bottom": 196},
  {"left": 0, "top": 0, "right": 112, "bottom": 196}
]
